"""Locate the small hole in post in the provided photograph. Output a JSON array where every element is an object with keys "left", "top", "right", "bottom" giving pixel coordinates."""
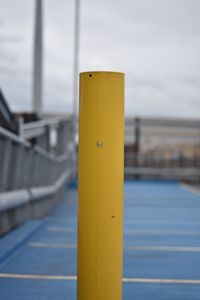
[{"left": 89, "top": 74, "right": 92, "bottom": 77}]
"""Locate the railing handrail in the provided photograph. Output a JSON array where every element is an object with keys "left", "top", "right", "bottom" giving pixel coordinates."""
[
  {"left": 23, "top": 117, "right": 70, "bottom": 130},
  {"left": 0, "top": 125, "right": 71, "bottom": 163},
  {"left": 125, "top": 117, "right": 200, "bottom": 129},
  {"left": 34, "top": 145, "right": 69, "bottom": 162},
  {"left": 22, "top": 116, "right": 72, "bottom": 140},
  {"left": 0, "top": 126, "right": 30, "bottom": 147}
]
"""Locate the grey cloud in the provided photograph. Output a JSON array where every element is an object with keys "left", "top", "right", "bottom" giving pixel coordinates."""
[{"left": 0, "top": 0, "right": 199, "bottom": 118}]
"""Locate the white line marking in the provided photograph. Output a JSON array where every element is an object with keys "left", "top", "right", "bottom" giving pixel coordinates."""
[
  {"left": 125, "top": 246, "right": 200, "bottom": 253},
  {"left": 47, "top": 227, "right": 76, "bottom": 233},
  {"left": 28, "top": 243, "right": 76, "bottom": 249},
  {"left": 1, "top": 273, "right": 200, "bottom": 285},
  {"left": 45, "top": 217, "right": 200, "bottom": 225},
  {"left": 47, "top": 227, "right": 200, "bottom": 236},
  {"left": 28, "top": 243, "right": 200, "bottom": 253},
  {"left": 124, "top": 229, "right": 200, "bottom": 236},
  {"left": 124, "top": 219, "right": 200, "bottom": 225},
  {"left": 123, "top": 278, "right": 200, "bottom": 284},
  {"left": 45, "top": 217, "right": 76, "bottom": 221},
  {"left": 0, "top": 273, "right": 76, "bottom": 281}
]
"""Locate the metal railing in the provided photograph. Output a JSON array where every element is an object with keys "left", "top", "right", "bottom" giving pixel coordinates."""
[
  {"left": 0, "top": 117, "right": 76, "bottom": 235},
  {"left": 124, "top": 117, "right": 200, "bottom": 182},
  {"left": 1, "top": 115, "right": 200, "bottom": 234}
]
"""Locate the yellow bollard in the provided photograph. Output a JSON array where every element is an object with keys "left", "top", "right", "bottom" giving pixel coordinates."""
[{"left": 78, "top": 71, "right": 124, "bottom": 300}]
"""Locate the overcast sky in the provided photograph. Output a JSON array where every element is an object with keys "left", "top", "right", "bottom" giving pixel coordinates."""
[{"left": 0, "top": 0, "right": 199, "bottom": 117}]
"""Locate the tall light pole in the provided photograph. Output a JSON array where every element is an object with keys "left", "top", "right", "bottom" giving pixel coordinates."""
[
  {"left": 72, "top": 0, "right": 80, "bottom": 141},
  {"left": 33, "top": 0, "right": 43, "bottom": 115},
  {"left": 71, "top": 0, "right": 80, "bottom": 175}
]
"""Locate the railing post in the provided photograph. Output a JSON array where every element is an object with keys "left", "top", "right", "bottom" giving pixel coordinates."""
[
  {"left": 134, "top": 117, "right": 140, "bottom": 179},
  {"left": 0, "top": 139, "right": 11, "bottom": 192},
  {"left": 78, "top": 71, "right": 125, "bottom": 300}
]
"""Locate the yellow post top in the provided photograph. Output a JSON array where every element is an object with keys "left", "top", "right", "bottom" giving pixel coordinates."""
[{"left": 80, "top": 71, "right": 124, "bottom": 75}]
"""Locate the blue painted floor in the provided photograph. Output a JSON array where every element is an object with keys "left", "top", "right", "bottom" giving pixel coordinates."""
[{"left": 1, "top": 181, "right": 200, "bottom": 299}]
